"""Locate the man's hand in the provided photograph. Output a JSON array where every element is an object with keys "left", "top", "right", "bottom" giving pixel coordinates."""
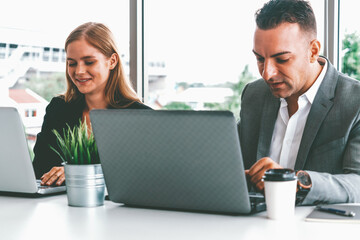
[
  {"left": 245, "top": 157, "right": 282, "bottom": 192},
  {"left": 40, "top": 166, "right": 65, "bottom": 186}
]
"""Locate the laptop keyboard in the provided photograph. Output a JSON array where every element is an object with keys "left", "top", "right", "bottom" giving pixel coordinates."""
[
  {"left": 249, "top": 192, "right": 266, "bottom": 212},
  {"left": 36, "top": 180, "right": 54, "bottom": 189},
  {"left": 249, "top": 191, "right": 265, "bottom": 199},
  {"left": 249, "top": 192, "right": 265, "bottom": 204}
]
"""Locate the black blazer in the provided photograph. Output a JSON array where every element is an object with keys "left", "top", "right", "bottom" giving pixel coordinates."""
[{"left": 32, "top": 96, "right": 151, "bottom": 178}]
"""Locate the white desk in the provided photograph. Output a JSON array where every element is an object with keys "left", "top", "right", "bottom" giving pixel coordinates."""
[{"left": 0, "top": 194, "right": 357, "bottom": 240}]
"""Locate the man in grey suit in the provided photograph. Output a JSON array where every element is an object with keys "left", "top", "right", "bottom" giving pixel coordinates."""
[{"left": 240, "top": 0, "right": 360, "bottom": 205}]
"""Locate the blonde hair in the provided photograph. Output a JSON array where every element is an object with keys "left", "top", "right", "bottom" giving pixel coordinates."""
[{"left": 64, "top": 22, "right": 140, "bottom": 107}]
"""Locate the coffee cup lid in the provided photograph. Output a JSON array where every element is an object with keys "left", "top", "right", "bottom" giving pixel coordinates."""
[{"left": 262, "top": 168, "right": 296, "bottom": 181}]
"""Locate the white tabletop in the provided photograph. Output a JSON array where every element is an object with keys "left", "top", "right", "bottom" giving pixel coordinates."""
[{"left": 0, "top": 194, "right": 357, "bottom": 240}]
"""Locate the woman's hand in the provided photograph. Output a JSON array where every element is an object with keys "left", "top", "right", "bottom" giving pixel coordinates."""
[{"left": 40, "top": 166, "right": 65, "bottom": 186}]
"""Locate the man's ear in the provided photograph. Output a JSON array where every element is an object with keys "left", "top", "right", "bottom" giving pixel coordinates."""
[
  {"left": 109, "top": 53, "right": 119, "bottom": 70},
  {"left": 309, "top": 39, "right": 321, "bottom": 63}
]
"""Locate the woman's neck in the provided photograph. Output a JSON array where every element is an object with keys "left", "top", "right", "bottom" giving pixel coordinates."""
[
  {"left": 84, "top": 93, "right": 108, "bottom": 111},
  {"left": 82, "top": 93, "right": 107, "bottom": 133}
]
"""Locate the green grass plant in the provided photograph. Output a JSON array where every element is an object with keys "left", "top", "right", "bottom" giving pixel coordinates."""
[{"left": 50, "top": 119, "right": 100, "bottom": 164}]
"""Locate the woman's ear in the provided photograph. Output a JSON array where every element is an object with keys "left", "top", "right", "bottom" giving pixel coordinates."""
[
  {"left": 109, "top": 53, "right": 119, "bottom": 70},
  {"left": 309, "top": 39, "right": 321, "bottom": 63}
]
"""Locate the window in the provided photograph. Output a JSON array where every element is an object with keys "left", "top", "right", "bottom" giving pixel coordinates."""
[
  {"left": 144, "top": 0, "right": 324, "bottom": 117},
  {"left": 0, "top": 0, "right": 335, "bottom": 134},
  {"left": 339, "top": 0, "right": 360, "bottom": 80},
  {"left": 309, "top": 0, "right": 324, "bottom": 55},
  {"left": 145, "top": 0, "right": 268, "bottom": 114},
  {"left": 0, "top": 0, "right": 129, "bottom": 137},
  {"left": 52, "top": 48, "right": 60, "bottom": 62},
  {"left": 61, "top": 49, "right": 66, "bottom": 62},
  {"left": 0, "top": 43, "right": 6, "bottom": 59},
  {"left": 9, "top": 44, "right": 18, "bottom": 56},
  {"left": 43, "top": 47, "right": 50, "bottom": 62}
]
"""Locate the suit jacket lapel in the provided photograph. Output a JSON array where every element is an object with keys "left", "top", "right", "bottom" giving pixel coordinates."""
[
  {"left": 295, "top": 59, "right": 337, "bottom": 169},
  {"left": 257, "top": 90, "right": 280, "bottom": 160}
]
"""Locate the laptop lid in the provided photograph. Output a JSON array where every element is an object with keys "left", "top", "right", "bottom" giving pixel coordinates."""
[
  {"left": 0, "top": 107, "right": 65, "bottom": 195},
  {"left": 90, "top": 109, "right": 252, "bottom": 214}
]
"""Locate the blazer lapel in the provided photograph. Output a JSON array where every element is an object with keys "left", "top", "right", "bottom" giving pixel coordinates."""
[
  {"left": 295, "top": 59, "right": 337, "bottom": 169},
  {"left": 257, "top": 91, "right": 280, "bottom": 160}
]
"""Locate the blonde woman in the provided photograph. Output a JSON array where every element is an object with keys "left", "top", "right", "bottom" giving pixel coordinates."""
[{"left": 33, "top": 22, "right": 150, "bottom": 186}]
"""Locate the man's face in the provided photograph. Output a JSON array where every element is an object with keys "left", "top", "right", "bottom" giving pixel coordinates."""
[{"left": 253, "top": 23, "right": 314, "bottom": 100}]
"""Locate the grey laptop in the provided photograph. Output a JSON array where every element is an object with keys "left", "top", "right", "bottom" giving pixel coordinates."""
[
  {"left": 90, "top": 109, "right": 265, "bottom": 215},
  {"left": 0, "top": 107, "right": 66, "bottom": 196}
]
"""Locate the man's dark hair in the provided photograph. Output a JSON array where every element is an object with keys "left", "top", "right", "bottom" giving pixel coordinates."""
[{"left": 255, "top": 0, "right": 317, "bottom": 36}]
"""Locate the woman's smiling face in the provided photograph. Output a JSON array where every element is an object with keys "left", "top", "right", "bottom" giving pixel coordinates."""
[{"left": 66, "top": 38, "right": 114, "bottom": 98}]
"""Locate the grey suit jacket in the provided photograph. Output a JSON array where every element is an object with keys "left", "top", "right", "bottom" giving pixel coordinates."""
[{"left": 239, "top": 59, "right": 360, "bottom": 205}]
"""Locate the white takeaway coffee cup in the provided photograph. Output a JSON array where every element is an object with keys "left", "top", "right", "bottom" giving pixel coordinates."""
[{"left": 263, "top": 168, "right": 297, "bottom": 220}]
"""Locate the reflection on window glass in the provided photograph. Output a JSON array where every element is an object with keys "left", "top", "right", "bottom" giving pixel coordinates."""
[
  {"left": 145, "top": 0, "right": 324, "bottom": 118},
  {"left": 340, "top": 0, "right": 360, "bottom": 81},
  {"left": 0, "top": 0, "right": 129, "bottom": 141}
]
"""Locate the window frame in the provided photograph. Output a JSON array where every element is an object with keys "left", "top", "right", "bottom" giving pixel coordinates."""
[
  {"left": 323, "top": 0, "right": 340, "bottom": 69},
  {"left": 129, "top": 0, "right": 340, "bottom": 100}
]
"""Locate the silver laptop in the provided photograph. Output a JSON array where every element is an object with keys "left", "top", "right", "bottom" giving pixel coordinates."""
[
  {"left": 90, "top": 109, "right": 265, "bottom": 215},
  {"left": 0, "top": 107, "right": 66, "bottom": 196}
]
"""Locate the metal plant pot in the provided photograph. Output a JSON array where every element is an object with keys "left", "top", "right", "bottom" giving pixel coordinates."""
[{"left": 64, "top": 163, "right": 105, "bottom": 207}]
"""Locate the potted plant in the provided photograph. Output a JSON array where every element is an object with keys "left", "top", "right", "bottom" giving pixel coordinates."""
[{"left": 50, "top": 119, "right": 105, "bottom": 207}]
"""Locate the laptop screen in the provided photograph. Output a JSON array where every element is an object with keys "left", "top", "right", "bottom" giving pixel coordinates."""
[{"left": 91, "top": 109, "right": 252, "bottom": 214}]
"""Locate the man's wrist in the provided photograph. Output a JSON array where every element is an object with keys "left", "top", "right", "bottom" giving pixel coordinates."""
[{"left": 296, "top": 170, "right": 312, "bottom": 205}]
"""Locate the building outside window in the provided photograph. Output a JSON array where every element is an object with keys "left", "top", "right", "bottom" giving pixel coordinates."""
[
  {"left": 0, "top": 43, "right": 6, "bottom": 59},
  {"left": 42, "top": 47, "right": 50, "bottom": 62},
  {"left": 61, "top": 49, "right": 66, "bottom": 62},
  {"left": 52, "top": 48, "right": 60, "bottom": 62},
  {"left": 9, "top": 44, "right": 18, "bottom": 56}
]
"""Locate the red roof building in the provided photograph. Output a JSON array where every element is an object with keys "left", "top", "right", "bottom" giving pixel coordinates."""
[{"left": 9, "top": 89, "right": 43, "bottom": 104}]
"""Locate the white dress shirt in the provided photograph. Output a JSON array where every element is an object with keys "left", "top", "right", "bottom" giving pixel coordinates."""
[{"left": 269, "top": 58, "right": 327, "bottom": 169}]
